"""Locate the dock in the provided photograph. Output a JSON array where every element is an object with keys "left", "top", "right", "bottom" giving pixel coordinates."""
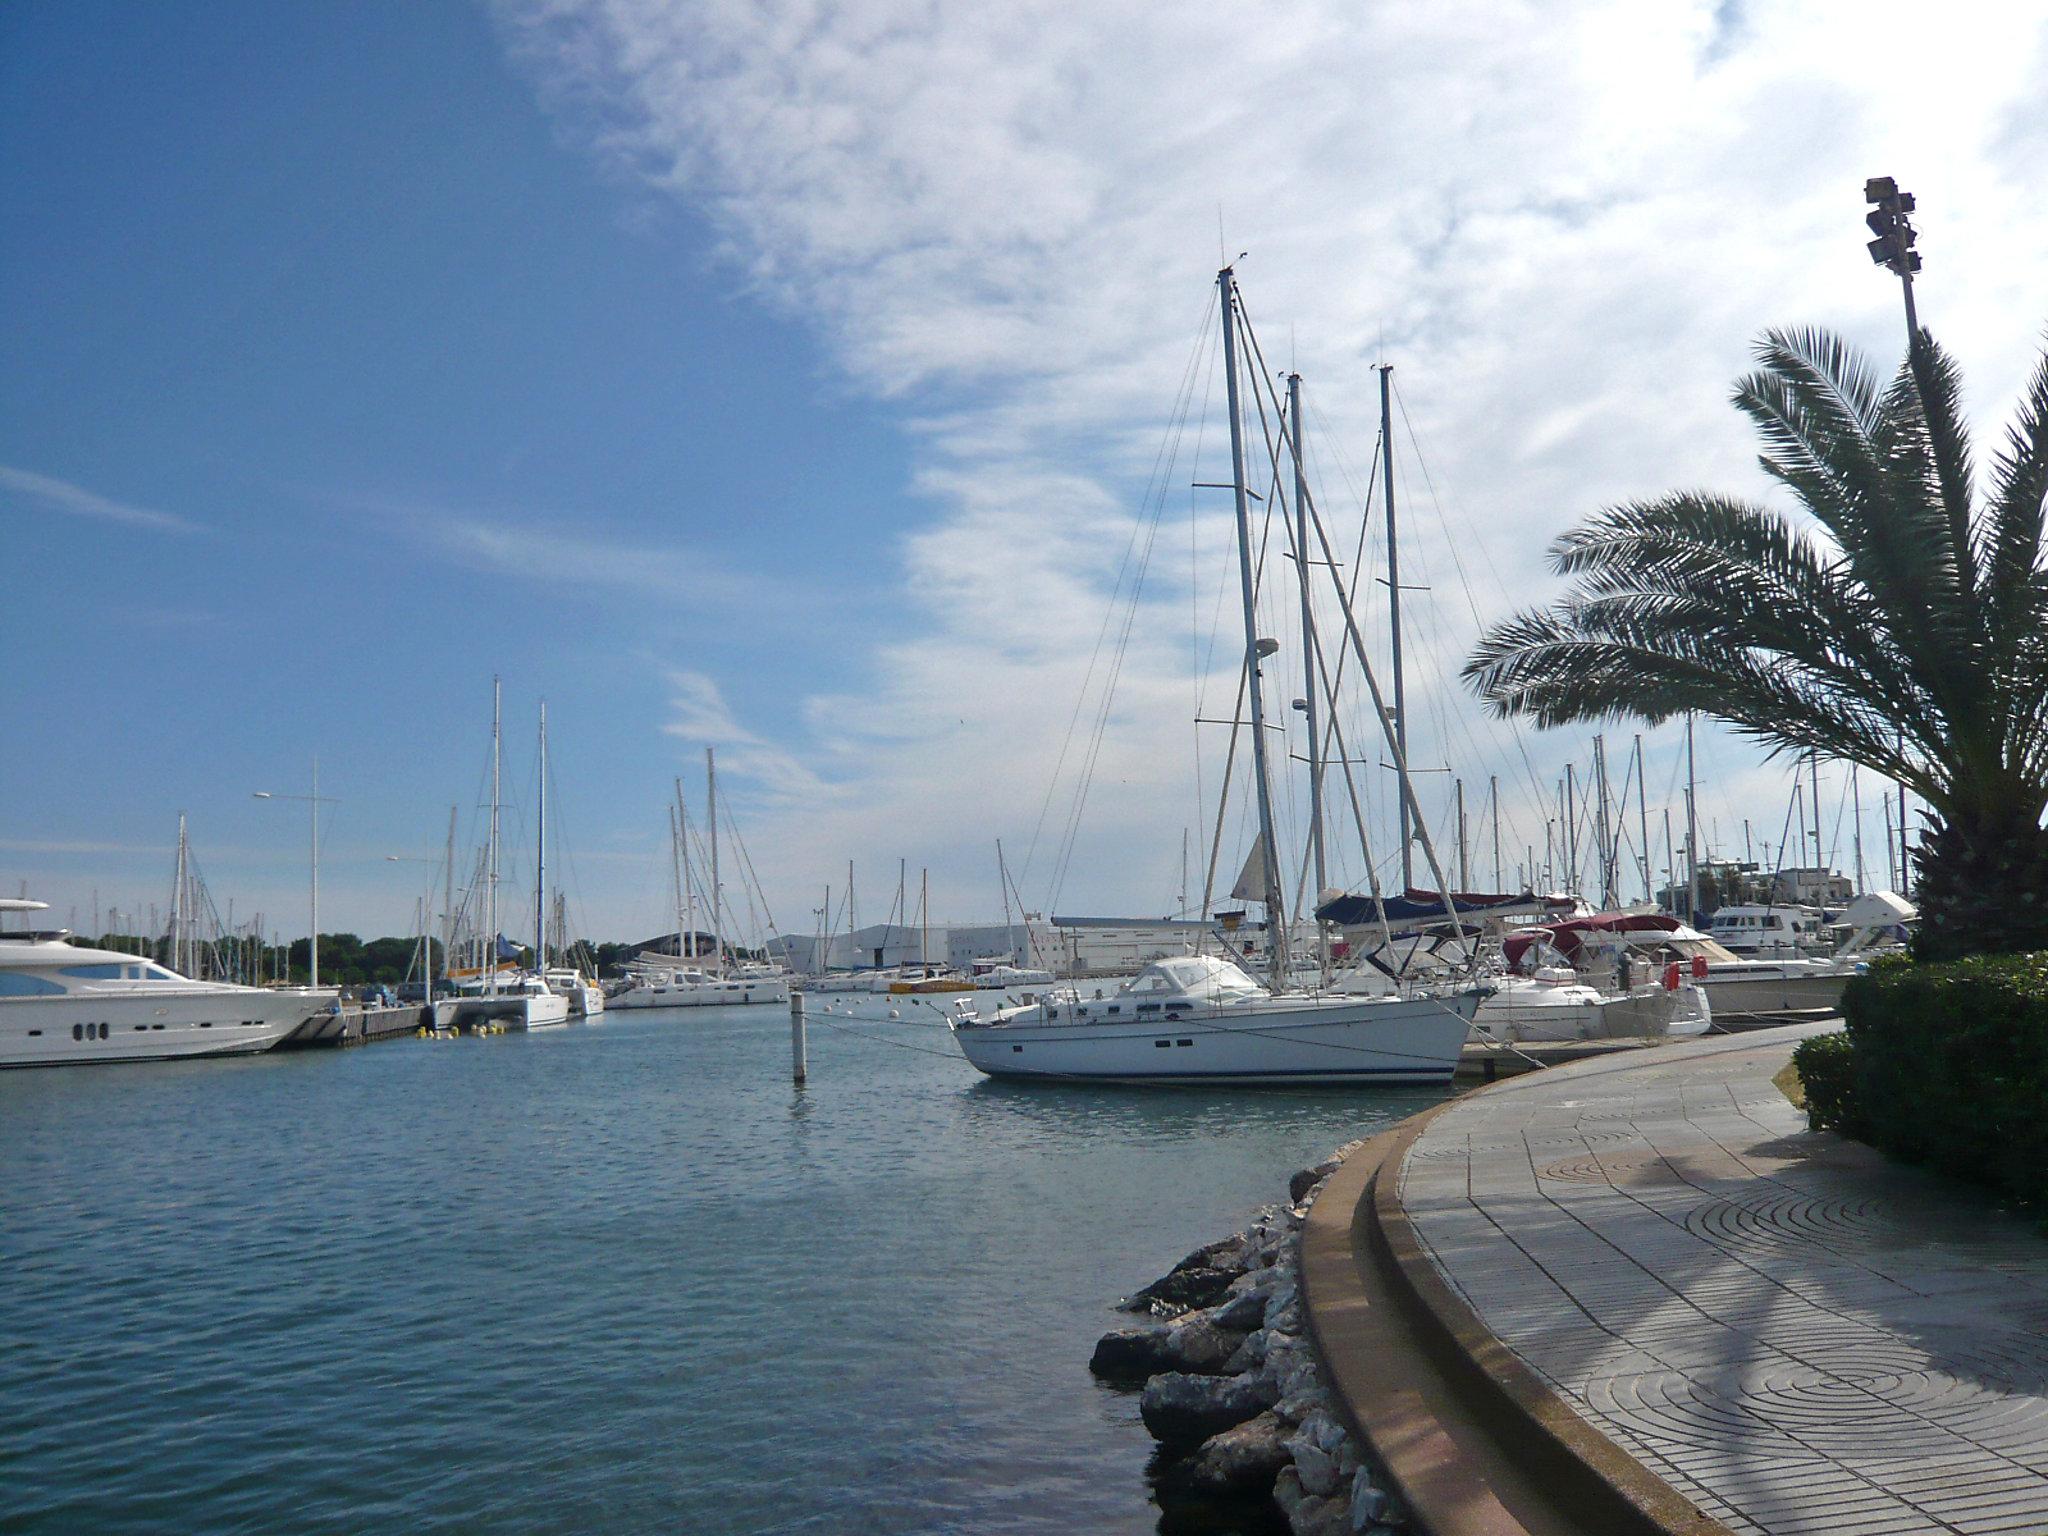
[{"left": 1456, "top": 1036, "right": 1667, "bottom": 1081}]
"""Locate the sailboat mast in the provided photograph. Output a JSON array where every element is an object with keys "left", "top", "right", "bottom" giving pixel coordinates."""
[
  {"left": 1594, "top": 735, "right": 1612, "bottom": 907},
  {"left": 536, "top": 701, "right": 548, "bottom": 979},
  {"left": 706, "top": 747, "right": 724, "bottom": 974},
  {"left": 1288, "top": 373, "right": 1326, "bottom": 908},
  {"left": 1852, "top": 765, "right": 1865, "bottom": 895},
  {"left": 1455, "top": 778, "right": 1468, "bottom": 892},
  {"left": 996, "top": 841, "right": 1013, "bottom": 944},
  {"left": 1686, "top": 713, "right": 1700, "bottom": 923},
  {"left": 675, "top": 778, "right": 694, "bottom": 960},
  {"left": 443, "top": 803, "right": 457, "bottom": 976},
  {"left": 174, "top": 812, "right": 188, "bottom": 976},
  {"left": 1379, "top": 363, "right": 1410, "bottom": 891},
  {"left": 1217, "top": 267, "right": 1287, "bottom": 990},
  {"left": 1564, "top": 763, "right": 1577, "bottom": 896},
  {"left": 1634, "top": 734, "right": 1652, "bottom": 904},
  {"left": 488, "top": 677, "right": 501, "bottom": 999},
  {"left": 1810, "top": 749, "right": 1824, "bottom": 878},
  {"left": 1490, "top": 775, "right": 1502, "bottom": 890}
]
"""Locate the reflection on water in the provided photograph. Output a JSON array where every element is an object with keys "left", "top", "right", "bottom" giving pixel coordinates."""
[{"left": 0, "top": 1005, "right": 1449, "bottom": 1535}]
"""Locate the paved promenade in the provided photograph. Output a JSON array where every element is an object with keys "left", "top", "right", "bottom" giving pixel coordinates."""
[{"left": 1400, "top": 1026, "right": 2048, "bottom": 1536}]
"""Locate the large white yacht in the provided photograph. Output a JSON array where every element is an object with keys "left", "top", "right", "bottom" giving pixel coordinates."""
[
  {"left": 0, "top": 900, "right": 333, "bottom": 1068},
  {"left": 948, "top": 954, "right": 1481, "bottom": 1086}
]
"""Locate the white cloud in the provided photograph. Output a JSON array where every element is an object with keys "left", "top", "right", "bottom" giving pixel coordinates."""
[
  {"left": 0, "top": 464, "right": 199, "bottom": 533},
  {"left": 493, "top": 0, "right": 2047, "bottom": 924}
]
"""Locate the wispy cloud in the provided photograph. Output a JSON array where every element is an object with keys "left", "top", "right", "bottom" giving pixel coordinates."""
[
  {"left": 494, "top": 0, "right": 2048, "bottom": 920},
  {"left": 0, "top": 464, "right": 199, "bottom": 534},
  {"left": 321, "top": 484, "right": 773, "bottom": 607},
  {"left": 661, "top": 669, "right": 836, "bottom": 804}
]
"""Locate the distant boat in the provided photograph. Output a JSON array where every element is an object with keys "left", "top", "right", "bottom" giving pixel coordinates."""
[
  {"left": 437, "top": 683, "right": 571, "bottom": 1032},
  {"left": 612, "top": 751, "right": 792, "bottom": 1011},
  {"left": 0, "top": 898, "right": 332, "bottom": 1068}
]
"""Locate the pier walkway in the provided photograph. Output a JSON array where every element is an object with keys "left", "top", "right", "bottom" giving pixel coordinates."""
[{"left": 1305, "top": 1024, "right": 2048, "bottom": 1536}]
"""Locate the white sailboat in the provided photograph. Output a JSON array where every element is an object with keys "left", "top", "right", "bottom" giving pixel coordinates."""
[
  {"left": 611, "top": 751, "right": 790, "bottom": 1010},
  {"left": 439, "top": 683, "right": 571, "bottom": 1031},
  {"left": 952, "top": 267, "right": 1484, "bottom": 1085}
]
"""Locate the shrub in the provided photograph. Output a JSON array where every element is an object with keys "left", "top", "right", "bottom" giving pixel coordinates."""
[
  {"left": 1790, "top": 1032, "right": 1859, "bottom": 1135},
  {"left": 1829, "top": 950, "right": 2048, "bottom": 1214}
]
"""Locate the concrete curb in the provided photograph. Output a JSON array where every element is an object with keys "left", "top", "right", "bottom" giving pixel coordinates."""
[{"left": 1300, "top": 1091, "right": 1739, "bottom": 1536}]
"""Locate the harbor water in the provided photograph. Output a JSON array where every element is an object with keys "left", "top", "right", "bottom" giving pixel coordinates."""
[{"left": 0, "top": 1005, "right": 1450, "bottom": 1534}]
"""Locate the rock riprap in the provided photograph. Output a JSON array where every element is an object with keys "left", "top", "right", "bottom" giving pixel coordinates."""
[{"left": 1090, "top": 1139, "right": 1407, "bottom": 1536}]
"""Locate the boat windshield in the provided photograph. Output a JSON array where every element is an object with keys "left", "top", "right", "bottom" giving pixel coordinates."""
[{"left": 1122, "top": 955, "right": 1268, "bottom": 1004}]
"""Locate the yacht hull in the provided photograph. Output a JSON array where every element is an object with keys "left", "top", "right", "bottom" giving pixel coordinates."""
[
  {"left": 1476, "top": 982, "right": 1711, "bottom": 1043},
  {"left": 436, "top": 992, "right": 575, "bottom": 1031},
  {"left": 950, "top": 991, "right": 1479, "bottom": 1085},
  {"left": 612, "top": 977, "right": 791, "bottom": 1008},
  {"left": 1699, "top": 962, "right": 1850, "bottom": 1022},
  {"left": 0, "top": 987, "right": 330, "bottom": 1068}
]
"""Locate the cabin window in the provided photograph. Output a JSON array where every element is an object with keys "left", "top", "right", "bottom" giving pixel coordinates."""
[
  {"left": 61, "top": 964, "right": 123, "bottom": 979},
  {"left": 1154, "top": 1039, "right": 1172, "bottom": 1048},
  {"left": 72, "top": 1024, "right": 83, "bottom": 1041},
  {"left": 1176, "top": 1038, "right": 1193, "bottom": 1047},
  {"left": 0, "top": 973, "right": 64, "bottom": 997},
  {"left": 99, "top": 1023, "right": 109, "bottom": 1038}
]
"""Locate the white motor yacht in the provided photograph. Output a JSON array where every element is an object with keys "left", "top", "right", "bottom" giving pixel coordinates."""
[
  {"left": 1704, "top": 903, "right": 1831, "bottom": 957},
  {"left": 969, "top": 959, "right": 1055, "bottom": 989},
  {"left": 1531, "top": 911, "right": 1849, "bottom": 1024},
  {"left": 1323, "top": 912, "right": 1711, "bottom": 1043},
  {"left": 544, "top": 968, "right": 605, "bottom": 1018},
  {"left": 0, "top": 900, "right": 333, "bottom": 1068},
  {"left": 949, "top": 954, "right": 1480, "bottom": 1086}
]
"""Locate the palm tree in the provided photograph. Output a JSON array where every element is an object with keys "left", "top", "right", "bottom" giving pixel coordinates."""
[{"left": 1464, "top": 327, "right": 2048, "bottom": 961}]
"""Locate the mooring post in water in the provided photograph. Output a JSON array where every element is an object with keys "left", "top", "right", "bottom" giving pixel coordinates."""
[{"left": 790, "top": 992, "right": 807, "bottom": 1085}]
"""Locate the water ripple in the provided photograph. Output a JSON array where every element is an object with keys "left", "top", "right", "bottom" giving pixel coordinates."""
[{"left": 0, "top": 1008, "right": 1446, "bottom": 1533}]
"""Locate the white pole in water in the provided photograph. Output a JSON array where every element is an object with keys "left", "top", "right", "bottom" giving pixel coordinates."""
[{"left": 790, "top": 992, "right": 807, "bottom": 1084}]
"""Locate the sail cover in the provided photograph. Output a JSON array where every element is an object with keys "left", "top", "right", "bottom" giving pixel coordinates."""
[{"left": 1314, "top": 888, "right": 1552, "bottom": 927}]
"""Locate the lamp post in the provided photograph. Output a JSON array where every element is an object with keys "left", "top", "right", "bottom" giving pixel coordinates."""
[
  {"left": 253, "top": 757, "right": 338, "bottom": 989},
  {"left": 1863, "top": 175, "right": 1921, "bottom": 334},
  {"left": 1865, "top": 178, "right": 1922, "bottom": 893}
]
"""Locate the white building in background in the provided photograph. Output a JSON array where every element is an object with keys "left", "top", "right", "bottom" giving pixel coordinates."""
[{"left": 768, "top": 914, "right": 1205, "bottom": 978}]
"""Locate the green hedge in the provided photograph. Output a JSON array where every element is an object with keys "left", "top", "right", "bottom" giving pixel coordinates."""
[{"left": 1795, "top": 951, "right": 2048, "bottom": 1215}]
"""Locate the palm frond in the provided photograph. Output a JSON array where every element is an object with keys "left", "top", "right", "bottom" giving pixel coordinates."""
[{"left": 1980, "top": 338, "right": 2048, "bottom": 649}]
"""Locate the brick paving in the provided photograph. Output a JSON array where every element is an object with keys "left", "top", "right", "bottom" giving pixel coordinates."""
[{"left": 1401, "top": 1025, "right": 2048, "bottom": 1536}]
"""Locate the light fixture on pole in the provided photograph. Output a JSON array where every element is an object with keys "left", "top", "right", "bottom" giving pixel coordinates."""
[
  {"left": 1863, "top": 175, "right": 1921, "bottom": 334},
  {"left": 253, "top": 757, "right": 339, "bottom": 990}
]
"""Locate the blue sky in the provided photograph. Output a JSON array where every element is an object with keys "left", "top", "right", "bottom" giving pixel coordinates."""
[
  {"left": 3, "top": 3, "right": 916, "bottom": 942},
  {"left": 6, "top": 1, "right": 2047, "bottom": 949}
]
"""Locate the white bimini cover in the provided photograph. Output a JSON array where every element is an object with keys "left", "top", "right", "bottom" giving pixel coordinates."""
[{"left": 1122, "top": 955, "right": 1270, "bottom": 1006}]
